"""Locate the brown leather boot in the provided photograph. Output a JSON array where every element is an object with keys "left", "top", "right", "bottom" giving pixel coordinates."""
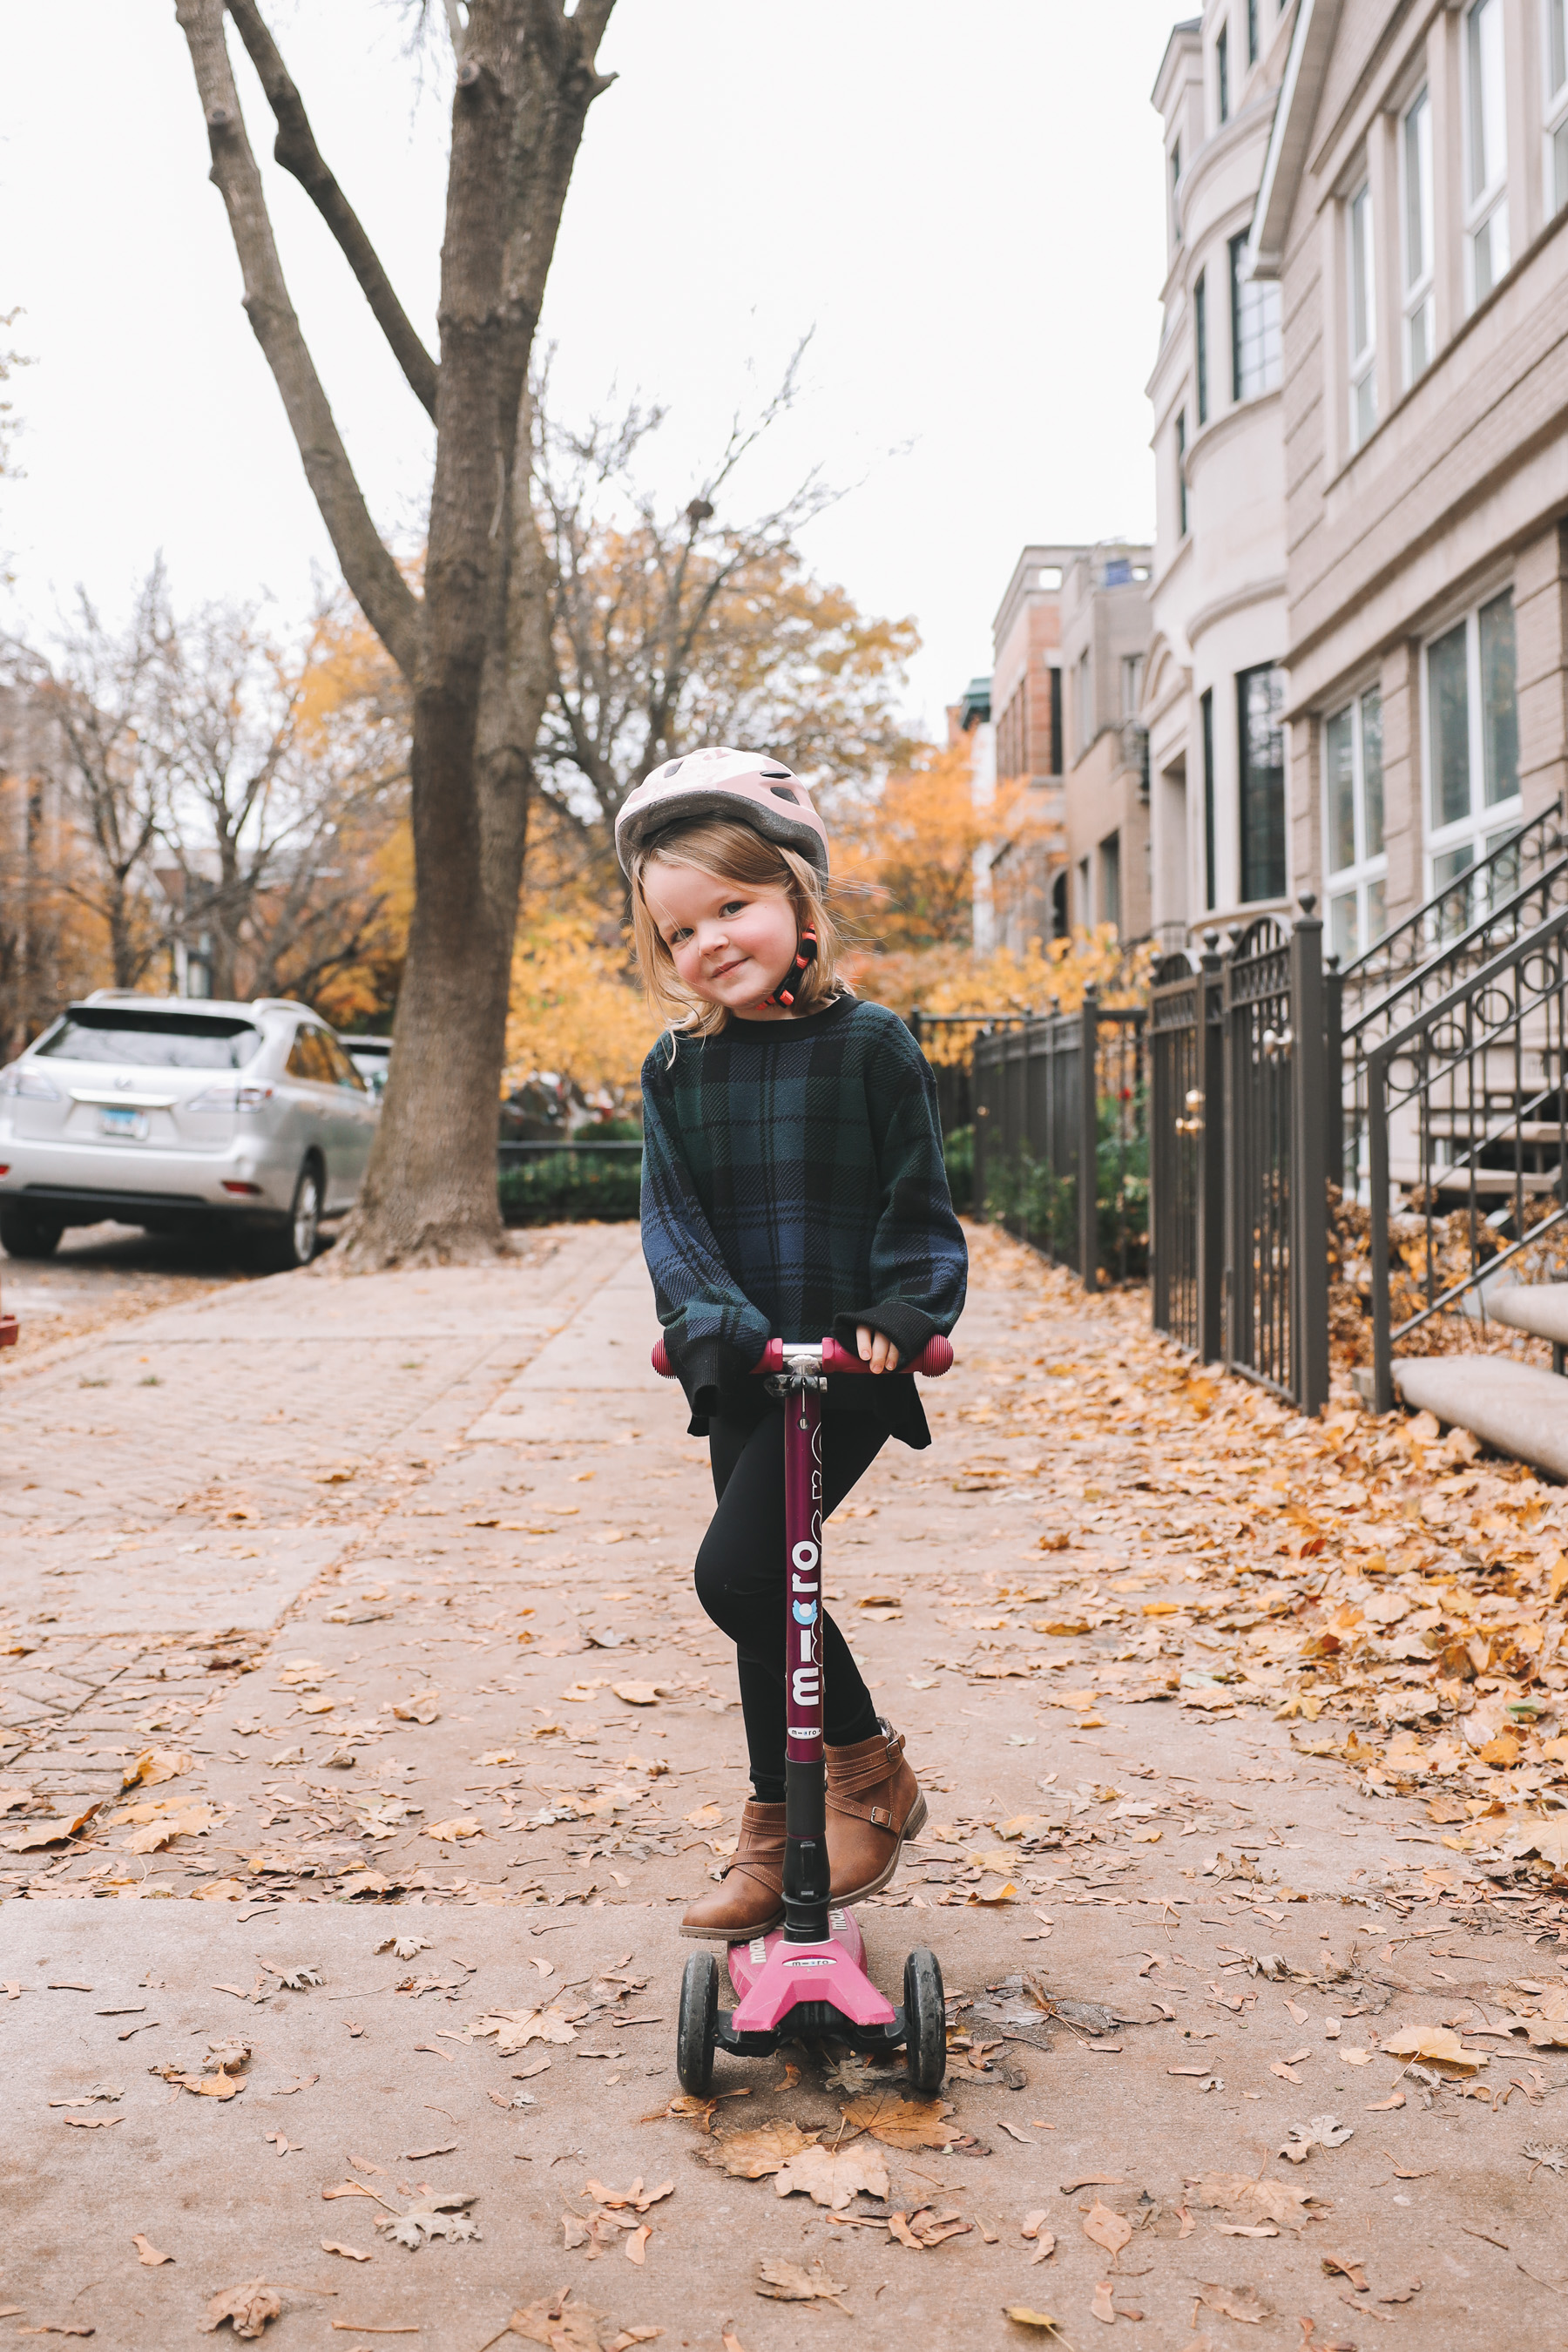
[
  {"left": 825, "top": 1720, "right": 926, "bottom": 1904},
  {"left": 679, "top": 1800, "right": 786, "bottom": 1941}
]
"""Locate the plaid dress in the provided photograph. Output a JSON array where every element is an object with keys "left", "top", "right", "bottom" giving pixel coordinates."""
[{"left": 639, "top": 994, "right": 967, "bottom": 1446}]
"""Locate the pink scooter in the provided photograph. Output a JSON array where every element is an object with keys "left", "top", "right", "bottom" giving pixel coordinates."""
[{"left": 652, "top": 1329, "right": 954, "bottom": 2095}]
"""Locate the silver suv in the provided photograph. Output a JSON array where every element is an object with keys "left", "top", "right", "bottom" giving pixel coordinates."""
[{"left": 0, "top": 992, "right": 381, "bottom": 1269}]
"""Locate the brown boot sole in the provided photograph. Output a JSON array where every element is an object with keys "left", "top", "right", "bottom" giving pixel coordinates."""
[
  {"left": 679, "top": 1897, "right": 785, "bottom": 1943},
  {"left": 831, "top": 1789, "right": 928, "bottom": 1909}
]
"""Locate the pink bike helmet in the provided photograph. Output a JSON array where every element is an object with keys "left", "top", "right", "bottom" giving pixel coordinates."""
[{"left": 614, "top": 746, "right": 829, "bottom": 879}]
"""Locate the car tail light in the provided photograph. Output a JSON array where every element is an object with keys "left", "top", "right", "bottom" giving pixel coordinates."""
[
  {"left": 221, "top": 1179, "right": 263, "bottom": 1195},
  {"left": 0, "top": 1163, "right": 9, "bottom": 1176},
  {"left": 0, "top": 1065, "right": 60, "bottom": 1099},
  {"left": 186, "top": 1083, "right": 274, "bottom": 1112}
]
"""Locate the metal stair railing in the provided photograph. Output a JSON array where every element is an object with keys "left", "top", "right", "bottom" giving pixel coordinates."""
[
  {"left": 1336, "top": 799, "right": 1564, "bottom": 1016},
  {"left": 1366, "top": 896, "right": 1568, "bottom": 1412},
  {"left": 1332, "top": 817, "right": 1568, "bottom": 1200}
]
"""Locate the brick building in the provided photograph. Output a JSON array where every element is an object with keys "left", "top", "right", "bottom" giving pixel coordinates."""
[{"left": 1249, "top": 0, "right": 1568, "bottom": 956}]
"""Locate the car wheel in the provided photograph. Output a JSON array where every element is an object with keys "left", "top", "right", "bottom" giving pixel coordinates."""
[
  {"left": 254, "top": 1159, "right": 323, "bottom": 1273},
  {"left": 0, "top": 1205, "right": 64, "bottom": 1260}
]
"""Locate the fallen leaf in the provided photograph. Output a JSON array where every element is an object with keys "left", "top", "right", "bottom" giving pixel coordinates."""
[
  {"left": 612, "top": 1684, "right": 664, "bottom": 1707},
  {"left": 422, "top": 1817, "right": 481, "bottom": 1842},
  {"left": 470, "top": 2006, "right": 577, "bottom": 2053},
  {"left": 624, "top": 2225, "right": 651, "bottom": 2265},
  {"left": 755, "top": 2260, "right": 851, "bottom": 2310},
  {"left": 392, "top": 1698, "right": 441, "bottom": 1726},
  {"left": 200, "top": 2280, "right": 281, "bottom": 2339},
  {"left": 1381, "top": 2026, "right": 1487, "bottom": 2071},
  {"left": 121, "top": 1748, "right": 193, "bottom": 1790},
  {"left": 376, "top": 1936, "right": 431, "bottom": 1962},
  {"left": 1364, "top": 2091, "right": 1406, "bottom": 2112},
  {"left": 1003, "top": 2312, "right": 1064, "bottom": 2333},
  {"left": 840, "top": 2092, "right": 956, "bottom": 2150},
  {"left": 2, "top": 1801, "right": 102, "bottom": 1851},
  {"left": 1188, "top": 2173, "right": 1315, "bottom": 2232},
  {"left": 320, "top": 2242, "right": 372, "bottom": 2261},
  {"left": 62, "top": 2115, "right": 121, "bottom": 2129},
  {"left": 700, "top": 2123, "right": 819, "bottom": 2178},
  {"left": 774, "top": 2141, "right": 889, "bottom": 2210},
  {"left": 584, "top": 2179, "right": 673, "bottom": 2215},
  {"left": 1322, "top": 2254, "right": 1368, "bottom": 2291},
  {"left": 1020, "top": 2210, "right": 1050, "bottom": 2240},
  {"left": 1198, "top": 2282, "right": 1272, "bottom": 2324},
  {"left": 132, "top": 2234, "right": 172, "bottom": 2266},
  {"left": 1082, "top": 2200, "right": 1132, "bottom": 2261},
  {"left": 1091, "top": 2282, "right": 1116, "bottom": 2324}
]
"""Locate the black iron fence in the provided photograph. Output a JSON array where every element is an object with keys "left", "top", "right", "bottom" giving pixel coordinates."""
[
  {"left": 1148, "top": 944, "right": 1224, "bottom": 1359},
  {"left": 967, "top": 991, "right": 1147, "bottom": 1290},
  {"left": 1144, "top": 903, "right": 1328, "bottom": 1415}
]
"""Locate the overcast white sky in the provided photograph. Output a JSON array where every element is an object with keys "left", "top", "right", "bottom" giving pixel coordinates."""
[{"left": 0, "top": 0, "right": 1180, "bottom": 740}]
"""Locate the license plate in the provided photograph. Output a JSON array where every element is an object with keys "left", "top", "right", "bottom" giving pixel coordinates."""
[{"left": 100, "top": 1107, "right": 148, "bottom": 1139}]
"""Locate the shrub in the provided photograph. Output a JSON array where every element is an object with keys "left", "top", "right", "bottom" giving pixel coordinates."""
[{"left": 498, "top": 1151, "right": 641, "bottom": 1227}]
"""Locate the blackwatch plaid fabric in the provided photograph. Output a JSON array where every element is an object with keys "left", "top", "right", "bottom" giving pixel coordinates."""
[{"left": 640, "top": 994, "right": 967, "bottom": 1446}]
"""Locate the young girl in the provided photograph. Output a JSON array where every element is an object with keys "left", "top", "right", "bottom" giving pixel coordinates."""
[{"left": 618, "top": 745, "right": 967, "bottom": 1940}]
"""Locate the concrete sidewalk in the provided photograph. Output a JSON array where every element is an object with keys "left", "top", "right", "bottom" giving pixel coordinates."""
[{"left": 0, "top": 1226, "right": 1562, "bottom": 2350}]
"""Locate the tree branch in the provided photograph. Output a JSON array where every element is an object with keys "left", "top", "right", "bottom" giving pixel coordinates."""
[
  {"left": 174, "top": 0, "right": 422, "bottom": 683},
  {"left": 225, "top": 0, "right": 440, "bottom": 421}
]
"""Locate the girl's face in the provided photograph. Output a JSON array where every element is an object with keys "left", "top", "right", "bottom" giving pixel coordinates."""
[{"left": 641, "top": 859, "right": 801, "bottom": 1019}]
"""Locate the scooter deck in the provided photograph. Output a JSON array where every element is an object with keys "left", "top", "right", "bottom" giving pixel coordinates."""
[{"left": 713, "top": 1911, "right": 902, "bottom": 2055}]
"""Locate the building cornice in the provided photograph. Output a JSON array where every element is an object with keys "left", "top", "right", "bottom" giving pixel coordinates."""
[
  {"left": 1247, "top": 0, "right": 1345, "bottom": 280},
  {"left": 1186, "top": 575, "right": 1288, "bottom": 646}
]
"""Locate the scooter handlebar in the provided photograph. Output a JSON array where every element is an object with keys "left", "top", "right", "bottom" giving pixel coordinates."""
[{"left": 650, "top": 1332, "right": 953, "bottom": 1379}]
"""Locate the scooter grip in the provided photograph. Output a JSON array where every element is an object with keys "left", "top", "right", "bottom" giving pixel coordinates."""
[
  {"left": 820, "top": 1333, "right": 954, "bottom": 1377},
  {"left": 650, "top": 1337, "right": 783, "bottom": 1378}
]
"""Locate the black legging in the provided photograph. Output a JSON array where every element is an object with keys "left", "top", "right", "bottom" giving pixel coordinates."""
[{"left": 697, "top": 1403, "right": 886, "bottom": 1802}]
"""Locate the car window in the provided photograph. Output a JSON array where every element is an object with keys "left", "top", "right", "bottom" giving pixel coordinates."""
[
  {"left": 35, "top": 1011, "right": 264, "bottom": 1069},
  {"left": 286, "top": 1027, "right": 335, "bottom": 1085},
  {"left": 323, "top": 1034, "right": 368, "bottom": 1092}
]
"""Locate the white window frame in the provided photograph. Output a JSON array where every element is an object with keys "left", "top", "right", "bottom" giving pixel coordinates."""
[
  {"left": 1400, "top": 89, "right": 1436, "bottom": 388},
  {"left": 1421, "top": 585, "right": 1521, "bottom": 903},
  {"left": 1462, "top": 0, "right": 1510, "bottom": 311},
  {"left": 1121, "top": 654, "right": 1145, "bottom": 719},
  {"left": 1322, "top": 686, "right": 1387, "bottom": 968},
  {"left": 1546, "top": 0, "right": 1568, "bottom": 219},
  {"left": 1347, "top": 180, "right": 1377, "bottom": 449}
]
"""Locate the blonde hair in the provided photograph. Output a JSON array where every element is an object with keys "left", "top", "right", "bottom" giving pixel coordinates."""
[{"left": 629, "top": 816, "right": 843, "bottom": 1039}]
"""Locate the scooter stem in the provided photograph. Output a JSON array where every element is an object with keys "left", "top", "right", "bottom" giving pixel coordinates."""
[{"left": 781, "top": 1369, "right": 831, "bottom": 1942}]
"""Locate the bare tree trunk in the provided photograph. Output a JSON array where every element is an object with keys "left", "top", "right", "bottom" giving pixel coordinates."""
[{"left": 174, "top": 0, "right": 615, "bottom": 1267}]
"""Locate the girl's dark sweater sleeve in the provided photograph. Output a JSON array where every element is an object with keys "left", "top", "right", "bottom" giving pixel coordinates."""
[
  {"left": 831, "top": 1023, "right": 968, "bottom": 1364},
  {"left": 640, "top": 1044, "right": 772, "bottom": 1421}
]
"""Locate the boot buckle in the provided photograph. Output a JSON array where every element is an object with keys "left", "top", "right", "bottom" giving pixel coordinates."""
[{"left": 869, "top": 1804, "right": 892, "bottom": 1828}]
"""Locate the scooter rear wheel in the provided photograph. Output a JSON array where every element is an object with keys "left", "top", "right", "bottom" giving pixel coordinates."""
[
  {"left": 676, "top": 1950, "right": 719, "bottom": 2094},
  {"left": 903, "top": 1946, "right": 947, "bottom": 2092}
]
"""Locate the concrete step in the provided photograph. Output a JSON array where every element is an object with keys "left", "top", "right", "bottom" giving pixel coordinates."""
[
  {"left": 1487, "top": 1284, "right": 1568, "bottom": 1343},
  {"left": 1393, "top": 1354, "right": 1568, "bottom": 1479}
]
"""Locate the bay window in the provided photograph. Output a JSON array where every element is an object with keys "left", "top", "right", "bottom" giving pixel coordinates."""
[
  {"left": 1463, "top": 0, "right": 1510, "bottom": 307},
  {"left": 1548, "top": 0, "right": 1568, "bottom": 217},
  {"left": 1324, "top": 687, "right": 1386, "bottom": 964},
  {"left": 1401, "top": 91, "right": 1435, "bottom": 385},
  {"left": 1238, "top": 664, "right": 1287, "bottom": 904},
  {"left": 1348, "top": 181, "right": 1376, "bottom": 448},
  {"left": 1230, "top": 232, "right": 1281, "bottom": 399},
  {"left": 1425, "top": 587, "right": 1520, "bottom": 906}
]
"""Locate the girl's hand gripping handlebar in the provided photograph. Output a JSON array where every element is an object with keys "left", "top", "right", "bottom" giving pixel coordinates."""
[{"left": 650, "top": 1333, "right": 954, "bottom": 1379}]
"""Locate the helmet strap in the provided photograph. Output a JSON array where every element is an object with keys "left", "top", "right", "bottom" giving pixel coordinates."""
[{"left": 758, "top": 926, "right": 818, "bottom": 1010}]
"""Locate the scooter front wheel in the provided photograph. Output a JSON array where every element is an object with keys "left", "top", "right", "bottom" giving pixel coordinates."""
[
  {"left": 903, "top": 1946, "right": 947, "bottom": 2092},
  {"left": 676, "top": 1949, "right": 719, "bottom": 2094}
]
